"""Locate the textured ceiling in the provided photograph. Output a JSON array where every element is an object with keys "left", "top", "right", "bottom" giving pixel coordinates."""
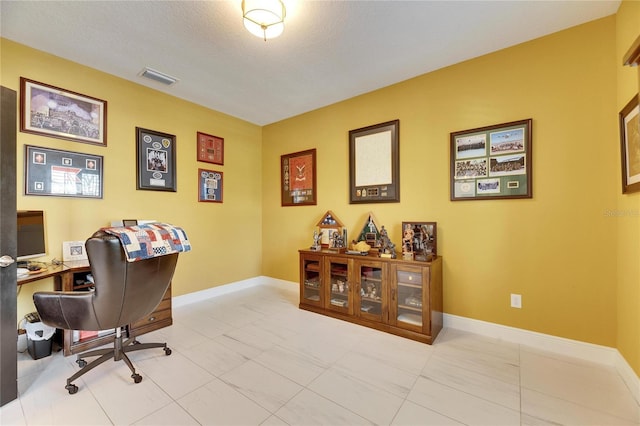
[{"left": 0, "top": 1, "right": 620, "bottom": 126}]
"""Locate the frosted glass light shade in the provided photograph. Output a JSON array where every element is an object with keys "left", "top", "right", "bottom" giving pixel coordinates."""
[{"left": 242, "top": 0, "right": 285, "bottom": 40}]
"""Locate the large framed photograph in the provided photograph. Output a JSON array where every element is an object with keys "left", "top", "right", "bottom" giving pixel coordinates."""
[
  {"left": 20, "top": 77, "right": 107, "bottom": 146},
  {"left": 619, "top": 95, "right": 640, "bottom": 194},
  {"left": 349, "top": 120, "right": 399, "bottom": 203},
  {"left": 281, "top": 148, "right": 317, "bottom": 206},
  {"left": 198, "top": 168, "right": 223, "bottom": 203},
  {"left": 450, "top": 119, "right": 532, "bottom": 201},
  {"left": 24, "top": 145, "right": 103, "bottom": 198},
  {"left": 197, "top": 131, "right": 224, "bottom": 165},
  {"left": 401, "top": 222, "right": 437, "bottom": 261},
  {"left": 136, "top": 127, "right": 177, "bottom": 192}
]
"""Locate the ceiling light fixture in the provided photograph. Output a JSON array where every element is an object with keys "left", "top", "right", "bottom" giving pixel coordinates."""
[{"left": 242, "top": 0, "right": 286, "bottom": 41}]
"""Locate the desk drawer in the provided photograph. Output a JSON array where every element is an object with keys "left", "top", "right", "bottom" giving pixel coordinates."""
[{"left": 131, "top": 306, "right": 171, "bottom": 330}]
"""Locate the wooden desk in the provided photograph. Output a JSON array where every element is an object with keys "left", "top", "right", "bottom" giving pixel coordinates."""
[
  {"left": 18, "top": 261, "right": 172, "bottom": 356},
  {"left": 17, "top": 260, "right": 90, "bottom": 288}
]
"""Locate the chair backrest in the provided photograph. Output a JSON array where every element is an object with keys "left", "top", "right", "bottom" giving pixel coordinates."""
[{"left": 86, "top": 230, "right": 178, "bottom": 329}]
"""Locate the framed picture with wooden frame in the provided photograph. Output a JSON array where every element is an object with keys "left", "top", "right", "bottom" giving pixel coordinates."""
[
  {"left": 136, "top": 127, "right": 177, "bottom": 192},
  {"left": 20, "top": 77, "right": 107, "bottom": 146},
  {"left": 349, "top": 120, "right": 400, "bottom": 204},
  {"left": 401, "top": 222, "right": 437, "bottom": 261},
  {"left": 619, "top": 95, "right": 640, "bottom": 194},
  {"left": 281, "top": 148, "right": 317, "bottom": 206},
  {"left": 450, "top": 118, "right": 532, "bottom": 201},
  {"left": 198, "top": 168, "right": 223, "bottom": 203},
  {"left": 196, "top": 131, "right": 224, "bottom": 165}
]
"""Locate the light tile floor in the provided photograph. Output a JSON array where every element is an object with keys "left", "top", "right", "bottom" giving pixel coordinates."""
[{"left": 1, "top": 278, "right": 638, "bottom": 425}]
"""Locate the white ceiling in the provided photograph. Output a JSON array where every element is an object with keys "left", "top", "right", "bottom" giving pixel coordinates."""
[{"left": 0, "top": 1, "right": 620, "bottom": 126}]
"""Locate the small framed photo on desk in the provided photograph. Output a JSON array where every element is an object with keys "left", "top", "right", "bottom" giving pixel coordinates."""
[{"left": 62, "top": 241, "right": 88, "bottom": 262}]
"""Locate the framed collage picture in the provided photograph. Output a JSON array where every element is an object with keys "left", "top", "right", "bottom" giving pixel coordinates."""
[
  {"left": 198, "top": 168, "right": 223, "bottom": 203},
  {"left": 450, "top": 119, "right": 532, "bottom": 201},
  {"left": 20, "top": 77, "right": 107, "bottom": 146},
  {"left": 136, "top": 127, "right": 177, "bottom": 192},
  {"left": 281, "top": 148, "right": 317, "bottom": 206},
  {"left": 24, "top": 145, "right": 103, "bottom": 199}
]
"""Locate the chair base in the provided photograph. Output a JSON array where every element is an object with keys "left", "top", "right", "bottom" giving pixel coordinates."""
[{"left": 65, "top": 328, "right": 171, "bottom": 394}]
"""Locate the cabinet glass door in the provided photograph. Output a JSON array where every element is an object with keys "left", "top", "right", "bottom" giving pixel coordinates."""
[
  {"left": 301, "top": 256, "right": 322, "bottom": 306},
  {"left": 356, "top": 261, "right": 385, "bottom": 322},
  {"left": 327, "top": 258, "right": 350, "bottom": 313},
  {"left": 394, "top": 268, "right": 424, "bottom": 329}
]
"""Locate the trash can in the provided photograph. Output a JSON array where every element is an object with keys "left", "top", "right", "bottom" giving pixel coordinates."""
[{"left": 24, "top": 319, "right": 55, "bottom": 360}]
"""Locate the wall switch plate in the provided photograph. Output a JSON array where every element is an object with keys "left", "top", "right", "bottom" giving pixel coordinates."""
[{"left": 510, "top": 293, "right": 522, "bottom": 309}]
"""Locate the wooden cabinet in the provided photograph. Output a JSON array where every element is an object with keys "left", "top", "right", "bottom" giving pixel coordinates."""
[
  {"left": 325, "top": 256, "right": 352, "bottom": 315},
  {"left": 300, "top": 252, "right": 323, "bottom": 308},
  {"left": 299, "top": 250, "right": 443, "bottom": 344},
  {"left": 354, "top": 258, "right": 387, "bottom": 323}
]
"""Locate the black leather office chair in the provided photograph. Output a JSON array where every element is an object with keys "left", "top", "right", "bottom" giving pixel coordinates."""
[{"left": 33, "top": 230, "right": 179, "bottom": 394}]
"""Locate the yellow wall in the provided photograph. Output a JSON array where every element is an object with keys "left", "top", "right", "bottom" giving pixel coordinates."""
[
  {"left": 1, "top": 39, "right": 263, "bottom": 319},
  {"left": 616, "top": 0, "right": 640, "bottom": 376},
  {"left": 262, "top": 17, "right": 619, "bottom": 347}
]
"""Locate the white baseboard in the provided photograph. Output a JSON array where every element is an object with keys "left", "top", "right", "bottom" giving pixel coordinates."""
[
  {"left": 172, "top": 276, "right": 267, "bottom": 308},
  {"left": 443, "top": 313, "right": 640, "bottom": 405},
  {"left": 615, "top": 349, "right": 640, "bottom": 405}
]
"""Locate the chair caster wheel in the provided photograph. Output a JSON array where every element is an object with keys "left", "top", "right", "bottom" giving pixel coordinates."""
[
  {"left": 77, "top": 359, "right": 87, "bottom": 368},
  {"left": 132, "top": 373, "right": 142, "bottom": 383},
  {"left": 66, "top": 384, "right": 78, "bottom": 394},
  {"left": 132, "top": 339, "right": 140, "bottom": 345},
  {"left": 164, "top": 347, "right": 172, "bottom": 356}
]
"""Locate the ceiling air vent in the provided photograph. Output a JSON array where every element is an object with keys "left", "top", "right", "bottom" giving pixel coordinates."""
[{"left": 139, "top": 67, "right": 178, "bottom": 86}]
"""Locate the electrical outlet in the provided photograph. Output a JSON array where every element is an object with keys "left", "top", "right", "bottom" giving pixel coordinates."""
[{"left": 510, "top": 293, "right": 522, "bottom": 309}]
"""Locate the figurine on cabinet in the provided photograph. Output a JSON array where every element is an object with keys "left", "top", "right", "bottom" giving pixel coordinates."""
[
  {"left": 402, "top": 224, "right": 414, "bottom": 254},
  {"left": 378, "top": 226, "right": 397, "bottom": 259},
  {"left": 311, "top": 230, "right": 322, "bottom": 251},
  {"left": 402, "top": 223, "right": 414, "bottom": 260}
]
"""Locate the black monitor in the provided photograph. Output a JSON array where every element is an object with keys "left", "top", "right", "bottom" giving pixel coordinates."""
[{"left": 17, "top": 210, "right": 46, "bottom": 262}]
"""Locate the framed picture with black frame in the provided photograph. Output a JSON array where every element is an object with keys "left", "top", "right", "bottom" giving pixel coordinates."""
[
  {"left": 24, "top": 145, "right": 103, "bottom": 198},
  {"left": 619, "top": 95, "right": 640, "bottom": 194},
  {"left": 349, "top": 120, "right": 400, "bottom": 203},
  {"left": 450, "top": 118, "right": 532, "bottom": 201},
  {"left": 136, "top": 127, "right": 177, "bottom": 192}
]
